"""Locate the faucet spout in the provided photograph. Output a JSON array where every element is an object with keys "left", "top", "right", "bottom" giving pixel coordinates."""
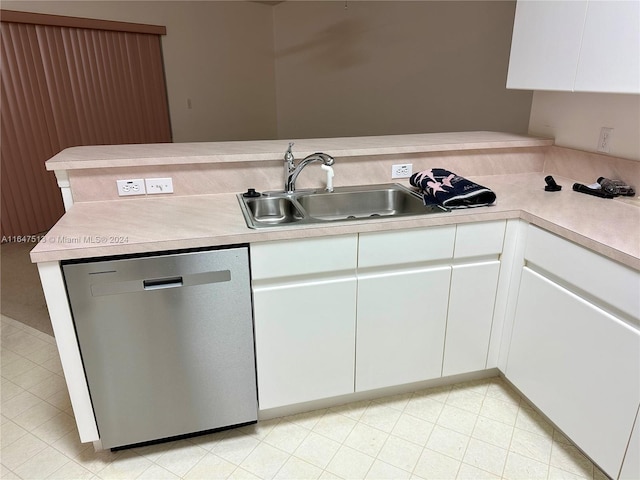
[{"left": 284, "top": 151, "right": 335, "bottom": 193}]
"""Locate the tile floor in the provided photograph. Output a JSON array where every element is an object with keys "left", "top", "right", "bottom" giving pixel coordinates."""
[{"left": 1, "top": 314, "right": 607, "bottom": 480}]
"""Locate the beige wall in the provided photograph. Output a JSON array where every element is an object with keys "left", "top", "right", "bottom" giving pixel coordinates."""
[
  {"left": 272, "top": 1, "right": 533, "bottom": 139},
  {"left": 3, "top": 1, "right": 532, "bottom": 142},
  {"left": 1, "top": 1, "right": 279, "bottom": 143},
  {"left": 528, "top": 91, "right": 640, "bottom": 162}
]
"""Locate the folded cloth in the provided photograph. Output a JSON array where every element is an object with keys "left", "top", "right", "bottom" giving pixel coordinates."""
[{"left": 409, "top": 168, "right": 496, "bottom": 209}]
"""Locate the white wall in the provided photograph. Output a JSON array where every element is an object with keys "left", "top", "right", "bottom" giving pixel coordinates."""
[
  {"left": 273, "top": 1, "right": 533, "bottom": 139},
  {"left": 1, "top": 1, "right": 279, "bottom": 143},
  {"left": 528, "top": 91, "right": 640, "bottom": 161}
]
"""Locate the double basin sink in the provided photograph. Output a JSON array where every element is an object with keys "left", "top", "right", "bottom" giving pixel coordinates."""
[{"left": 237, "top": 183, "right": 447, "bottom": 229}]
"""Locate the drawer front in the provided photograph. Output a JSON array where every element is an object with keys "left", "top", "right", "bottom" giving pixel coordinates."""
[
  {"left": 525, "top": 225, "right": 640, "bottom": 320},
  {"left": 454, "top": 220, "right": 506, "bottom": 259},
  {"left": 251, "top": 234, "right": 358, "bottom": 281},
  {"left": 358, "top": 225, "right": 455, "bottom": 268}
]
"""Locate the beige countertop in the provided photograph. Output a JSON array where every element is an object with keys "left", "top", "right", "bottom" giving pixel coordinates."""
[
  {"left": 30, "top": 172, "right": 640, "bottom": 270},
  {"left": 45, "top": 132, "right": 553, "bottom": 170}
]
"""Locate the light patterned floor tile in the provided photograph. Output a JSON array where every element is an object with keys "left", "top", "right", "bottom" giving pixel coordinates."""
[
  {"left": 365, "top": 459, "right": 411, "bottom": 480},
  {"left": 436, "top": 404, "right": 478, "bottom": 436},
  {"left": 285, "top": 408, "right": 327, "bottom": 430},
  {"left": 426, "top": 425, "right": 470, "bottom": 461},
  {"left": 462, "top": 438, "right": 508, "bottom": 477},
  {"left": 479, "top": 396, "right": 520, "bottom": 426},
  {"left": 184, "top": 453, "right": 236, "bottom": 480},
  {"left": 12, "top": 445, "right": 70, "bottom": 479},
  {"left": 457, "top": 463, "right": 501, "bottom": 479},
  {"left": 137, "top": 464, "right": 181, "bottom": 479},
  {"left": 502, "top": 451, "right": 549, "bottom": 480},
  {"left": 238, "top": 418, "right": 280, "bottom": 441},
  {"left": 1, "top": 378, "right": 24, "bottom": 403},
  {"left": 358, "top": 403, "right": 402, "bottom": 433},
  {"left": 12, "top": 400, "right": 62, "bottom": 431},
  {"left": 263, "top": 420, "right": 310, "bottom": 454},
  {"left": 154, "top": 442, "right": 208, "bottom": 477},
  {"left": 228, "top": 467, "right": 261, "bottom": 479},
  {"left": 549, "top": 443, "right": 594, "bottom": 479},
  {"left": 344, "top": 422, "right": 389, "bottom": 457},
  {"left": 312, "top": 411, "right": 357, "bottom": 443},
  {"left": 371, "top": 392, "right": 413, "bottom": 411},
  {"left": 274, "top": 456, "right": 322, "bottom": 480},
  {"left": 445, "top": 387, "right": 485, "bottom": 414},
  {"left": 210, "top": 431, "right": 260, "bottom": 465},
  {"left": 486, "top": 380, "right": 522, "bottom": 406},
  {"left": 328, "top": 399, "right": 370, "bottom": 420},
  {"left": 414, "top": 448, "right": 461, "bottom": 479},
  {"left": 1, "top": 431, "right": 48, "bottom": 470},
  {"left": 325, "top": 445, "right": 375, "bottom": 479},
  {"left": 1, "top": 418, "right": 29, "bottom": 448},
  {"left": 45, "top": 460, "right": 94, "bottom": 479},
  {"left": 509, "top": 428, "right": 553, "bottom": 464},
  {"left": 1, "top": 389, "right": 43, "bottom": 419},
  {"left": 404, "top": 395, "right": 445, "bottom": 423},
  {"left": 547, "top": 465, "right": 592, "bottom": 480},
  {"left": 515, "top": 404, "right": 555, "bottom": 437},
  {"left": 472, "top": 415, "right": 514, "bottom": 450},
  {"left": 239, "top": 443, "right": 289, "bottom": 480},
  {"left": 391, "top": 413, "right": 434, "bottom": 446},
  {"left": 292, "top": 432, "right": 341, "bottom": 469},
  {"left": 96, "top": 451, "right": 153, "bottom": 480},
  {"left": 376, "top": 435, "right": 422, "bottom": 472},
  {"left": 31, "top": 412, "right": 76, "bottom": 444}
]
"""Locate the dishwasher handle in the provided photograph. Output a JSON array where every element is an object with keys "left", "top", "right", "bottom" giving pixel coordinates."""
[{"left": 143, "top": 276, "right": 183, "bottom": 290}]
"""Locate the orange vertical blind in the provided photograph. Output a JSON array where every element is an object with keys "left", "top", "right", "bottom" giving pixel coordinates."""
[{"left": 1, "top": 11, "right": 171, "bottom": 238}]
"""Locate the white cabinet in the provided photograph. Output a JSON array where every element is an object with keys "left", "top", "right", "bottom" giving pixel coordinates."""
[
  {"left": 251, "top": 235, "right": 358, "bottom": 410},
  {"left": 507, "top": 226, "right": 640, "bottom": 478},
  {"left": 442, "top": 221, "right": 505, "bottom": 376},
  {"left": 356, "top": 226, "right": 455, "bottom": 392},
  {"left": 620, "top": 406, "right": 640, "bottom": 480},
  {"left": 507, "top": 0, "right": 640, "bottom": 93},
  {"left": 507, "top": 0, "right": 587, "bottom": 91}
]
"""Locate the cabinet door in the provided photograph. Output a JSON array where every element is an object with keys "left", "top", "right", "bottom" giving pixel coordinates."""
[
  {"left": 575, "top": 0, "right": 640, "bottom": 93},
  {"left": 442, "top": 261, "right": 500, "bottom": 376},
  {"left": 356, "top": 266, "right": 451, "bottom": 392},
  {"left": 253, "top": 277, "right": 357, "bottom": 410},
  {"left": 507, "top": 268, "right": 640, "bottom": 478},
  {"left": 507, "top": 0, "right": 587, "bottom": 91}
]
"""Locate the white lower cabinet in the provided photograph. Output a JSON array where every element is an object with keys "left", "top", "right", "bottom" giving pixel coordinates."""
[
  {"left": 251, "top": 235, "right": 358, "bottom": 410},
  {"left": 507, "top": 267, "right": 640, "bottom": 478},
  {"left": 443, "top": 261, "right": 501, "bottom": 376},
  {"left": 253, "top": 277, "right": 357, "bottom": 410},
  {"left": 356, "top": 266, "right": 451, "bottom": 392}
]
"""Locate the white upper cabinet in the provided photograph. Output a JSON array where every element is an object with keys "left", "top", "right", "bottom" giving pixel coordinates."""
[
  {"left": 507, "top": 0, "right": 640, "bottom": 93},
  {"left": 507, "top": 0, "right": 587, "bottom": 91},
  {"left": 575, "top": 1, "right": 640, "bottom": 93}
]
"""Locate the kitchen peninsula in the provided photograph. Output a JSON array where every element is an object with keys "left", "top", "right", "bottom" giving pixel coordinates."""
[{"left": 30, "top": 132, "right": 640, "bottom": 479}]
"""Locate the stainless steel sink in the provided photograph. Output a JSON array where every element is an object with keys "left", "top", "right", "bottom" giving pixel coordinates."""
[{"left": 237, "top": 183, "right": 447, "bottom": 229}]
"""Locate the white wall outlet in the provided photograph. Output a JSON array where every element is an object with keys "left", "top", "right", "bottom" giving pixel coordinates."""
[
  {"left": 597, "top": 127, "right": 614, "bottom": 153},
  {"left": 145, "top": 177, "right": 174, "bottom": 194},
  {"left": 116, "top": 179, "right": 146, "bottom": 196},
  {"left": 391, "top": 163, "right": 413, "bottom": 179}
]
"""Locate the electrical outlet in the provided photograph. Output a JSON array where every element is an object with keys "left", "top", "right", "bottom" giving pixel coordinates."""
[
  {"left": 145, "top": 177, "right": 174, "bottom": 194},
  {"left": 116, "top": 179, "right": 146, "bottom": 196},
  {"left": 391, "top": 163, "right": 413, "bottom": 179},
  {"left": 597, "top": 127, "right": 614, "bottom": 153}
]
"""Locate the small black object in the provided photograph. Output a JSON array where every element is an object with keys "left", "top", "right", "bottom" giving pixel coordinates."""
[
  {"left": 597, "top": 177, "right": 636, "bottom": 196},
  {"left": 544, "top": 175, "right": 562, "bottom": 192},
  {"left": 242, "top": 188, "right": 261, "bottom": 198},
  {"left": 572, "top": 183, "right": 614, "bottom": 199}
]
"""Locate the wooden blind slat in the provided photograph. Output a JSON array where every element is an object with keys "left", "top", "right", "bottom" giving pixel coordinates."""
[
  {"left": 0, "top": 9, "right": 166, "bottom": 36},
  {"left": 1, "top": 18, "right": 171, "bottom": 238}
]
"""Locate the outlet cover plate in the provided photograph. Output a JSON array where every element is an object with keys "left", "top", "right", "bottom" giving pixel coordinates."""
[
  {"left": 392, "top": 163, "right": 413, "bottom": 179},
  {"left": 116, "top": 179, "right": 146, "bottom": 196}
]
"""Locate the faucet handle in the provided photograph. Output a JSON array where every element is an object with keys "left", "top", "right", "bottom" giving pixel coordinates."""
[{"left": 285, "top": 142, "right": 295, "bottom": 161}]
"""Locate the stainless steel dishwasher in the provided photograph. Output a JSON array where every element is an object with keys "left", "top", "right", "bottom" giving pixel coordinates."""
[{"left": 62, "top": 246, "right": 257, "bottom": 449}]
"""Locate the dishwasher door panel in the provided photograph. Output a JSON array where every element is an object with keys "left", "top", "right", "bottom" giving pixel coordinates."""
[{"left": 63, "top": 247, "right": 257, "bottom": 449}]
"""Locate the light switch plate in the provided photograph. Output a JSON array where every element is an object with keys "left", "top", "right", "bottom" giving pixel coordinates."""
[{"left": 145, "top": 177, "right": 174, "bottom": 194}]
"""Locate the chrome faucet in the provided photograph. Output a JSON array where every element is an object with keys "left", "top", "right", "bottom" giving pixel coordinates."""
[{"left": 284, "top": 142, "right": 335, "bottom": 193}]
